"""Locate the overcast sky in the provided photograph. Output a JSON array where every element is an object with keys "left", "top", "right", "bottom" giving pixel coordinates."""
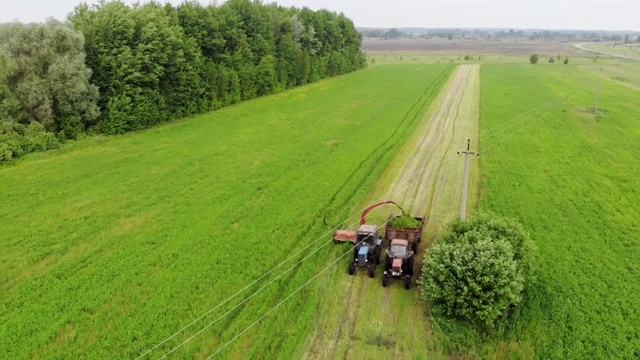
[{"left": 2, "top": 0, "right": 639, "bottom": 31}]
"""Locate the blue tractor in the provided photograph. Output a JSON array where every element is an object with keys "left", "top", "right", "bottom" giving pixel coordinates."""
[{"left": 348, "top": 224, "right": 382, "bottom": 277}]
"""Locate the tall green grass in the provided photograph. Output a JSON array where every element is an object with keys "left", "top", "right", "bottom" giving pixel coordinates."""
[
  {"left": 0, "top": 64, "right": 452, "bottom": 358},
  {"left": 472, "top": 64, "right": 640, "bottom": 358}
]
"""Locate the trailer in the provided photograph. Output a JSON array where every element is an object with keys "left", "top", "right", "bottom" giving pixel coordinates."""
[{"left": 385, "top": 215, "right": 425, "bottom": 252}]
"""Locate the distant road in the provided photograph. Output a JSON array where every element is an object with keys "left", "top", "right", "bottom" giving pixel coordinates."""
[{"left": 575, "top": 43, "right": 640, "bottom": 61}]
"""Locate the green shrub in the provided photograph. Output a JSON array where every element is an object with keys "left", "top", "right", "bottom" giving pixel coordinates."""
[
  {"left": 530, "top": 54, "right": 539, "bottom": 64},
  {"left": 419, "top": 213, "right": 534, "bottom": 327},
  {"left": 0, "top": 121, "right": 60, "bottom": 163}
]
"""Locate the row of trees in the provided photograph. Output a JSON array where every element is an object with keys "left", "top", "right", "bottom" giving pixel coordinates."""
[
  {"left": 0, "top": 0, "right": 366, "bottom": 161},
  {"left": 361, "top": 27, "right": 640, "bottom": 43},
  {"left": 529, "top": 54, "right": 569, "bottom": 64}
]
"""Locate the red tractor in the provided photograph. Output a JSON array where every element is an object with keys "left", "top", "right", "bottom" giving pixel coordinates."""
[{"left": 382, "top": 239, "right": 415, "bottom": 289}]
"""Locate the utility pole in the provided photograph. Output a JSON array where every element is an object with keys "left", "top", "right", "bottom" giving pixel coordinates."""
[
  {"left": 594, "top": 66, "right": 603, "bottom": 112},
  {"left": 457, "top": 139, "right": 477, "bottom": 220}
]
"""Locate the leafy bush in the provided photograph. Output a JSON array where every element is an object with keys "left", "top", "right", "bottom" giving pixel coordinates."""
[
  {"left": 419, "top": 213, "right": 534, "bottom": 327},
  {"left": 0, "top": 121, "right": 60, "bottom": 162},
  {"left": 530, "top": 54, "right": 539, "bottom": 64}
]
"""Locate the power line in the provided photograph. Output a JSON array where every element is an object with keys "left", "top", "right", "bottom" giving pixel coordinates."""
[
  {"left": 158, "top": 207, "right": 402, "bottom": 358},
  {"left": 135, "top": 205, "right": 369, "bottom": 359},
  {"left": 480, "top": 95, "right": 563, "bottom": 137},
  {"left": 204, "top": 213, "right": 401, "bottom": 359},
  {"left": 479, "top": 77, "right": 593, "bottom": 155},
  {"left": 156, "top": 216, "right": 362, "bottom": 359},
  {"left": 480, "top": 79, "right": 588, "bottom": 139},
  {"left": 481, "top": 96, "right": 564, "bottom": 139},
  {"left": 480, "top": 97, "right": 567, "bottom": 154}
]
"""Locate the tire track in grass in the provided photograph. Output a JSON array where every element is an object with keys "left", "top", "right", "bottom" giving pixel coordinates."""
[
  {"left": 304, "top": 65, "right": 480, "bottom": 359},
  {"left": 286, "top": 66, "right": 452, "bottom": 359}
]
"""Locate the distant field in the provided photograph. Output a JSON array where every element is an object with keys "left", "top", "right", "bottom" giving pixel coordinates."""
[
  {"left": 362, "top": 38, "right": 578, "bottom": 55},
  {"left": 0, "top": 64, "right": 452, "bottom": 358},
  {"left": 581, "top": 42, "right": 640, "bottom": 60},
  {"left": 473, "top": 64, "right": 640, "bottom": 358},
  {"left": 364, "top": 38, "right": 640, "bottom": 90}
]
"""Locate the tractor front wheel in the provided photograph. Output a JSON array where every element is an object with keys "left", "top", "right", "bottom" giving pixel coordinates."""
[
  {"left": 348, "top": 261, "right": 355, "bottom": 275},
  {"left": 404, "top": 276, "right": 411, "bottom": 289},
  {"left": 382, "top": 275, "right": 388, "bottom": 287},
  {"left": 368, "top": 263, "right": 376, "bottom": 278}
]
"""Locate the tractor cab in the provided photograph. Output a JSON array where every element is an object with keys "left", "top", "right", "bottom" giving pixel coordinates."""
[
  {"left": 356, "top": 224, "right": 380, "bottom": 245},
  {"left": 387, "top": 239, "right": 410, "bottom": 259},
  {"left": 348, "top": 224, "right": 383, "bottom": 277}
]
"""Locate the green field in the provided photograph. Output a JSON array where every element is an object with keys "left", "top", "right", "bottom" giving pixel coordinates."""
[
  {"left": 3, "top": 53, "right": 639, "bottom": 359},
  {"left": 475, "top": 64, "right": 640, "bottom": 358},
  {"left": 0, "top": 64, "right": 452, "bottom": 358}
]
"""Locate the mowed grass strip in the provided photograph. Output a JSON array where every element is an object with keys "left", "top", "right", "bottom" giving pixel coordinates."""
[
  {"left": 0, "top": 64, "right": 452, "bottom": 358},
  {"left": 477, "top": 64, "right": 640, "bottom": 358}
]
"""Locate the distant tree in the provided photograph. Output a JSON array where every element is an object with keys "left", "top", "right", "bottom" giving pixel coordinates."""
[
  {"left": 557, "top": 55, "right": 561, "bottom": 60},
  {"left": 530, "top": 54, "right": 539, "bottom": 64},
  {"left": 549, "top": 57, "right": 555, "bottom": 63},
  {"left": 625, "top": 34, "right": 630, "bottom": 43},
  {"left": 447, "top": 34, "right": 453, "bottom": 40},
  {"left": 564, "top": 57, "right": 569, "bottom": 64},
  {"left": 384, "top": 28, "right": 402, "bottom": 39}
]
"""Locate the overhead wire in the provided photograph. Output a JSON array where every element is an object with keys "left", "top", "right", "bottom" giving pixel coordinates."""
[
  {"left": 135, "top": 205, "right": 370, "bottom": 359},
  {"left": 480, "top": 98, "right": 566, "bottom": 153},
  {"left": 480, "top": 94, "right": 564, "bottom": 137},
  {"left": 156, "top": 215, "right": 367, "bottom": 359},
  {"left": 203, "top": 212, "right": 403, "bottom": 359},
  {"left": 480, "top": 79, "right": 590, "bottom": 154}
]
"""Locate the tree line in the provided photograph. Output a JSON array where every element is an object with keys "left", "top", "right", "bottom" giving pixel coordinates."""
[{"left": 0, "top": 0, "right": 366, "bottom": 162}]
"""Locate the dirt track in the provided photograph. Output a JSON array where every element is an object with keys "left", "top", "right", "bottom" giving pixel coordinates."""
[
  {"left": 304, "top": 65, "right": 480, "bottom": 359},
  {"left": 387, "top": 65, "right": 480, "bottom": 229}
]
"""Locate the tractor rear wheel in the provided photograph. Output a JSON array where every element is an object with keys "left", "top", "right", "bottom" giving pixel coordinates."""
[
  {"left": 404, "top": 276, "right": 411, "bottom": 289},
  {"left": 348, "top": 261, "right": 355, "bottom": 275},
  {"left": 374, "top": 246, "right": 381, "bottom": 264},
  {"left": 382, "top": 275, "right": 388, "bottom": 287},
  {"left": 368, "top": 263, "right": 376, "bottom": 278},
  {"left": 406, "top": 256, "right": 415, "bottom": 276}
]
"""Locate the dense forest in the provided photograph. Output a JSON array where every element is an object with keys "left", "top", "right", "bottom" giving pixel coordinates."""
[{"left": 0, "top": 0, "right": 366, "bottom": 162}]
